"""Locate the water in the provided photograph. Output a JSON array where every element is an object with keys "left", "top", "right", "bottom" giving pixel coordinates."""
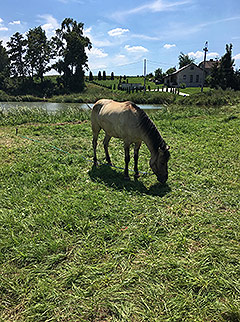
[{"left": 0, "top": 101, "right": 163, "bottom": 112}]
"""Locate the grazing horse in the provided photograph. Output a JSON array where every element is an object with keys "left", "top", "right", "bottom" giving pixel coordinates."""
[{"left": 91, "top": 99, "right": 170, "bottom": 183}]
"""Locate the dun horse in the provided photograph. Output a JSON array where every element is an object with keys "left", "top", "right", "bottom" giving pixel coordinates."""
[{"left": 91, "top": 99, "right": 170, "bottom": 183}]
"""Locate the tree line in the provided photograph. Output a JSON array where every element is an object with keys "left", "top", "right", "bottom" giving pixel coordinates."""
[{"left": 0, "top": 18, "right": 91, "bottom": 96}]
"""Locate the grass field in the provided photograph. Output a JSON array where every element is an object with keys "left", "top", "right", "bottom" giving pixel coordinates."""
[{"left": 0, "top": 102, "right": 240, "bottom": 321}]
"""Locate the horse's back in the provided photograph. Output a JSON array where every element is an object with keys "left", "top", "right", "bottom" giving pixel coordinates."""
[{"left": 91, "top": 100, "right": 141, "bottom": 141}]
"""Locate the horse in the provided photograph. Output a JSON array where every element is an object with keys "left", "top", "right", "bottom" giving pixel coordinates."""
[{"left": 91, "top": 99, "right": 170, "bottom": 183}]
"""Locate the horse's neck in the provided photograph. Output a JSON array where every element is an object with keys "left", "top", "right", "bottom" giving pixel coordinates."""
[
  {"left": 142, "top": 134, "right": 158, "bottom": 157},
  {"left": 137, "top": 109, "right": 163, "bottom": 156}
]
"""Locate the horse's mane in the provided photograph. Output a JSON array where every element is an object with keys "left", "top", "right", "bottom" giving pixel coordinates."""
[{"left": 131, "top": 102, "right": 167, "bottom": 152}]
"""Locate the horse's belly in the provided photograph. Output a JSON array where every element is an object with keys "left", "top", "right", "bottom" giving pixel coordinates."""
[{"left": 101, "top": 119, "right": 139, "bottom": 142}]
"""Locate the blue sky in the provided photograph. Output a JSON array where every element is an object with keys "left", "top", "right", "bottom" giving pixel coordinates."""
[{"left": 1, "top": 0, "right": 240, "bottom": 75}]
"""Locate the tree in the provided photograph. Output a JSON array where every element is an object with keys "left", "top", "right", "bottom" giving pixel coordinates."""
[
  {"left": 166, "top": 67, "right": 176, "bottom": 75},
  {"left": 110, "top": 72, "right": 114, "bottom": 80},
  {"left": 218, "top": 44, "right": 236, "bottom": 89},
  {"left": 102, "top": 70, "right": 106, "bottom": 80},
  {"left": 0, "top": 41, "right": 10, "bottom": 90},
  {"left": 89, "top": 71, "right": 93, "bottom": 81},
  {"left": 98, "top": 71, "right": 102, "bottom": 80},
  {"left": 154, "top": 68, "right": 164, "bottom": 82},
  {"left": 52, "top": 18, "right": 92, "bottom": 91},
  {"left": 178, "top": 52, "right": 195, "bottom": 68},
  {"left": 7, "top": 32, "right": 27, "bottom": 80},
  {"left": 26, "top": 26, "right": 52, "bottom": 82},
  {"left": 209, "top": 44, "right": 238, "bottom": 90}
]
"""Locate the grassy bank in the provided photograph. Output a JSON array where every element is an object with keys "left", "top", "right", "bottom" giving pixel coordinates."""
[
  {"left": 0, "top": 103, "right": 239, "bottom": 321},
  {"left": 2, "top": 83, "right": 240, "bottom": 108}
]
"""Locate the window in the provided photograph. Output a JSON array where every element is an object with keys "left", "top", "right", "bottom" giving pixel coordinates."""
[
  {"left": 196, "top": 75, "right": 199, "bottom": 83},
  {"left": 190, "top": 65, "right": 194, "bottom": 70},
  {"left": 190, "top": 75, "right": 193, "bottom": 83},
  {"left": 183, "top": 75, "right": 186, "bottom": 80}
]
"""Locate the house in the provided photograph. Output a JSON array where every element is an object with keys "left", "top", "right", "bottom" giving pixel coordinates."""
[
  {"left": 163, "top": 63, "right": 203, "bottom": 87},
  {"left": 198, "top": 59, "right": 218, "bottom": 77}
]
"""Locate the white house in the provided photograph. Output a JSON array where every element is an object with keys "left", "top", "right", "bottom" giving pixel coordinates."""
[{"left": 164, "top": 63, "right": 203, "bottom": 87}]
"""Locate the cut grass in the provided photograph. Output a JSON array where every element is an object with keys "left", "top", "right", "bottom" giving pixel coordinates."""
[{"left": 0, "top": 103, "right": 239, "bottom": 321}]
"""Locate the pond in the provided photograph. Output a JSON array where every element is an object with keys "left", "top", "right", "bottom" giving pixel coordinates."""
[{"left": 0, "top": 101, "right": 163, "bottom": 112}]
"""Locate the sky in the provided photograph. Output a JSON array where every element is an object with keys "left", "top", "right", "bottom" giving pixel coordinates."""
[{"left": 1, "top": 0, "right": 240, "bottom": 76}]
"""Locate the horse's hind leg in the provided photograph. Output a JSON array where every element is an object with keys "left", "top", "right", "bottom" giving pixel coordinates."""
[
  {"left": 134, "top": 142, "right": 142, "bottom": 179},
  {"left": 103, "top": 133, "right": 112, "bottom": 165},
  {"left": 92, "top": 125, "right": 101, "bottom": 166},
  {"left": 124, "top": 144, "right": 130, "bottom": 180}
]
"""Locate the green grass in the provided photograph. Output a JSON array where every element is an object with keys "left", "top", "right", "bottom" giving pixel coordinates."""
[
  {"left": 179, "top": 87, "right": 210, "bottom": 95},
  {"left": 0, "top": 103, "right": 240, "bottom": 321}
]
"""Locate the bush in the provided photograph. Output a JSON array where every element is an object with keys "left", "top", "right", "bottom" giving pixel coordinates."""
[
  {"left": 180, "top": 83, "right": 186, "bottom": 89},
  {"left": 178, "top": 89, "right": 240, "bottom": 107}
]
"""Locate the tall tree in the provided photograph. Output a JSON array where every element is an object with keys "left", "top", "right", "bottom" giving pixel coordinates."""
[
  {"left": 110, "top": 72, "right": 114, "bottom": 80},
  {"left": 178, "top": 52, "right": 195, "bottom": 68},
  {"left": 154, "top": 68, "right": 164, "bottom": 82},
  {"left": 98, "top": 71, "right": 102, "bottom": 80},
  {"left": 89, "top": 71, "right": 93, "bottom": 81},
  {"left": 218, "top": 44, "right": 235, "bottom": 89},
  {"left": 7, "top": 32, "right": 27, "bottom": 79},
  {"left": 209, "top": 44, "right": 238, "bottom": 90},
  {"left": 0, "top": 41, "right": 10, "bottom": 90},
  {"left": 102, "top": 70, "right": 106, "bottom": 80},
  {"left": 52, "top": 18, "right": 92, "bottom": 91},
  {"left": 25, "top": 26, "right": 52, "bottom": 82}
]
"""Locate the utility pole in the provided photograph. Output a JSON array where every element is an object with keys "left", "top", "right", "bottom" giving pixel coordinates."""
[
  {"left": 143, "top": 58, "right": 147, "bottom": 93},
  {"left": 201, "top": 41, "right": 208, "bottom": 92}
]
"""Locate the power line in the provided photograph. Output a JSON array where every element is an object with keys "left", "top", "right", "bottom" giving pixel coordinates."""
[
  {"left": 148, "top": 60, "right": 174, "bottom": 67},
  {"left": 89, "top": 60, "right": 143, "bottom": 72}
]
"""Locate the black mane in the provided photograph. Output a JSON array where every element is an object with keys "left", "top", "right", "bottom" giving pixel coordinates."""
[{"left": 131, "top": 103, "right": 167, "bottom": 152}]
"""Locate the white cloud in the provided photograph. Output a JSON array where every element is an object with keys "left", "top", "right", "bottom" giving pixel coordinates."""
[
  {"left": 114, "top": 0, "right": 191, "bottom": 19},
  {"left": 9, "top": 20, "right": 21, "bottom": 25},
  {"left": 207, "top": 52, "right": 220, "bottom": 60},
  {"left": 163, "top": 43, "right": 176, "bottom": 49},
  {"left": 88, "top": 47, "right": 108, "bottom": 58},
  {"left": 0, "top": 18, "right": 8, "bottom": 31},
  {"left": 188, "top": 50, "right": 204, "bottom": 60},
  {"left": 188, "top": 51, "right": 219, "bottom": 61},
  {"left": 108, "top": 28, "right": 129, "bottom": 37},
  {"left": 84, "top": 27, "right": 92, "bottom": 34},
  {"left": 234, "top": 53, "right": 240, "bottom": 60},
  {"left": 144, "top": 0, "right": 191, "bottom": 12},
  {"left": 38, "top": 14, "right": 59, "bottom": 37},
  {"left": 132, "top": 33, "right": 159, "bottom": 41},
  {"left": 125, "top": 45, "right": 148, "bottom": 53},
  {"left": 84, "top": 26, "right": 112, "bottom": 47}
]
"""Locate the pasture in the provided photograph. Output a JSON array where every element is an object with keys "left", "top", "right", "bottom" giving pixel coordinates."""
[{"left": 0, "top": 102, "right": 239, "bottom": 321}]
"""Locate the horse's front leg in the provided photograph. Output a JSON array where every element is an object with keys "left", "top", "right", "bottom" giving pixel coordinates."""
[
  {"left": 103, "top": 133, "right": 112, "bottom": 165},
  {"left": 134, "top": 142, "right": 141, "bottom": 179},
  {"left": 124, "top": 145, "right": 130, "bottom": 180}
]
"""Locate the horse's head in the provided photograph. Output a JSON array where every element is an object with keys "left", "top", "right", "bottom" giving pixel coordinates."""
[{"left": 150, "top": 146, "right": 170, "bottom": 183}]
